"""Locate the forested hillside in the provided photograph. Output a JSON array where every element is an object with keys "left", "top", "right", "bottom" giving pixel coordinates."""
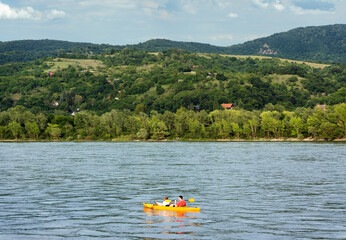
[
  {"left": 1, "top": 24, "right": 345, "bottom": 64},
  {"left": 228, "top": 24, "right": 346, "bottom": 62},
  {"left": 0, "top": 48, "right": 345, "bottom": 141},
  {"left": 130, "top": 39, "right": 229, "bottom": 54},
  {"left": 0, "top": 40, "right": 115, "bottom": 65},
  {"left": 0, "top": 48, "right": 345, "bottom": 114}
]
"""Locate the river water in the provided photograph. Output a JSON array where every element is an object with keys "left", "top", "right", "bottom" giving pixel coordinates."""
[{"left": 0, "top": 142, "right": 345, "bottom": 239}]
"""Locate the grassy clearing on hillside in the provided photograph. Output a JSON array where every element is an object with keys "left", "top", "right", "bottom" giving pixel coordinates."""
[
  {"left": 11, "top": 93, "right": 21, "bottom": 101},
  {"left": 267, "top": 74, "right": 304, "bottom": 89},
  {"left": 216, "top": 54, "right": 329, "bottom": 69},
  {"left": 46, "top": 58, "right": 105, "bottom": 71},
  {"left": 279, "top": 59, "right": 329, "bottom": 69}
]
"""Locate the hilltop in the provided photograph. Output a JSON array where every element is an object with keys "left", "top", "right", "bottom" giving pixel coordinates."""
[
  {"left": 0, "top": 24, "right": 345, "bottom": 64},
  {"left": 227, "top": 24, "right": 346, "bottom": 63}
]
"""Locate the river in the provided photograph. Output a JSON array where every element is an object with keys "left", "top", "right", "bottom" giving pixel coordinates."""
[{"left": 0, "top": 142, "right": 345, "bottom": 239}]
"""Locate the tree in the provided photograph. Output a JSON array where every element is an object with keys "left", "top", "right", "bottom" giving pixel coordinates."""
[
  {"left": 174, "top": 107, "right": 189, "bottom": 137},
  {"left": 334, "top": 103, "right": 346, "bottom": 137},
  {"left": 61, "top": 123, "right": 74, "bottom": 139},
  {"left": 149, "top": 116, "right": 169, "bottom": 139},
  {"left": 248, "top": 116, "right": 259, "bottom": 138},
  {"left": 230, "top": 122, "right": 241, "bottom": 138},
  {"left": 35, "top": 113, "right": 47, "bottom": 132},
  {"left": 25, "top": 121, "right": 40, "bottom": 139},
  {"left": 0, "top": 125, "right": 8, "bottom": 139},
  {"left": 8, "top": 121, "right": 23, "bottom": 139},
  {"left": 156, "top": 84, "right": 165, "bottom": 95},
  {"left": 45, "top": 123, "right": 61, "bottom": 140},
  {"left": 74, "top": 111, "right": 94, "bottom": 138},
  {"left": 187, "top": 118, "right": 203, "bottom": 138},
  {"left": 260, "top": 111, "right": 281, "bottom": 138},
  {"left": 242, "top": 123, "right": 252, "bottom": 138},
  {"left": 307, "top": 109, "right": 324, "bottom": 138},
  {"left": 8, "top": 106, "right": 27, "bottom": 125},
  {"left": 319, "top": 122, "right": 341, "bottom": 141},
  {"left": 135, "top": 103, "right": 147, "bottom": 114},
  {"left": 137, "top": 128, "right": 149, "bottom": 139},
  {"left": 159, "top": 111, "right": 175, "bottom": 135},
  {"left": 289, "top": 117, "right": 303, "bottom": 137}
]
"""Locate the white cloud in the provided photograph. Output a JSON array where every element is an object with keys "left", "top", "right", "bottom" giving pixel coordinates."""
[
  {"left": 228, "top": 12, "right": 238, "bottom": 18},
  {"left": 0, "top": 1, "right": 65, "bottom": 20},
  {"left": 141, "top": 0, "right": 173, "bottom": 20},
  {"left": 273, "top": 0, "right": 285, "bottom": 11},
  {"left": 79, "top": 0, "right": 137, "bottom": 8},
  {"left": 0, "top": 1, "right": 41, "bottom": 19},
  {"left": 47, "top": 9, "right": 66, "bottom": 19},
  {"left": 252, "top": 0, "right": 269, "bottom": 8},
  {"left": 142, "top": 0, "right": 160, "bottom": 9},
  {"left": 289, "top": 5, "right": 334, "bottom": 15},
  {"left": 157, "top": 9, "right": 173, "bottom": 20},
  {"left": 251, "top": 0, "right": 336, "bottom": 14},
  {"left": 210, "top": 34, "right": 233, "bottom": 41},
  {"left": 182, "top": 2, "right": 197, "bottom": 14}
]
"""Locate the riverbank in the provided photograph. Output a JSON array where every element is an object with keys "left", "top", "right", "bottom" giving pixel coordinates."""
[{"left": 1, "top": 138, "right": 346, "bottom": 142}]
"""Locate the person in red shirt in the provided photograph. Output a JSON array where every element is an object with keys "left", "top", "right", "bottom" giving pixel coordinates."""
[{"left": 176, "top": 196, "right": 186, "bottom": 207}]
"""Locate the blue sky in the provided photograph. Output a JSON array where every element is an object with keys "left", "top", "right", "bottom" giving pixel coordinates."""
[{"left": 0, "top": 0, "right": 345, "bottom": 46}]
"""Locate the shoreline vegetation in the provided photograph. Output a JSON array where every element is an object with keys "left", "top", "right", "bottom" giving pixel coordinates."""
[
  {"left": 1, "top": 138, "right": 346, "bottom": 143},
  {"left": 1, "top": 103, "right": 345, "bottom": 142}
]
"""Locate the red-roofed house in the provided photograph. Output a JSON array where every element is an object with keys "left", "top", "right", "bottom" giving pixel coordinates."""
[{"left": 221, "top": 103, "right": 233, "bottom": 110}]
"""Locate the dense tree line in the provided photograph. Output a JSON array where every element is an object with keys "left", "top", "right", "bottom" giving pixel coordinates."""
[{"left": 0, "top": 104, "right": 345, "bottom": 141}]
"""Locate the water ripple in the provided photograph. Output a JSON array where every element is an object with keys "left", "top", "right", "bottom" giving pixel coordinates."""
[{"left": 0, "top": 142, "right": 345, "bottom": 239}]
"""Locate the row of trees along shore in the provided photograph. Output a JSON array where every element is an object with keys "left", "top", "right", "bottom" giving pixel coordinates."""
[{"left": 0, "top": 104, "right": 345, "bottom": 141}]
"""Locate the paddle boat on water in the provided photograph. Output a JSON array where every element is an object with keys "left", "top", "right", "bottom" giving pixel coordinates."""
[{"left": 143, "top": 198, "right": 200, "bottom": 212}]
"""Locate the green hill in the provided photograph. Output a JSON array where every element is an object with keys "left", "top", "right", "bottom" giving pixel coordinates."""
[
  {"left": 0, "top": 48, "right": 344, "bottom": 115},
  {"left": 0, "top": 24, "right": 345, "bottom": 64},
  {"left": 130, "top": 24, "right": 346, "bottom": 62},
  {"left": 227, "top": 24, "right": 346, "bottom": 63},
  {"left": 130, "top": 39, "right": 228, "bottom": 53},
  {"left": 0, "top": 48, "right": 345, "bottom": 141},
  {"left": 0, "top": 39, "right": 116, "bottom": 64}
]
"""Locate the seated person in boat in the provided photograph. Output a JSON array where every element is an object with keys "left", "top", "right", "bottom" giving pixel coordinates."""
[
  {"left": 155, "top": 197, "right": 171, "bottom": 206},
  {"left": 175, "top": 196, "right": 186, "bottom": 207}
]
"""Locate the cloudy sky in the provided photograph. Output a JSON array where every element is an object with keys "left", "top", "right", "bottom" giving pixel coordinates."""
[{"left": 0, "top": 0, "right": 345, "bottom": 46}]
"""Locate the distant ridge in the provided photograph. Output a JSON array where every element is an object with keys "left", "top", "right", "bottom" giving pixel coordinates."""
[
  {"left": 227, "top": 24, "right": 346, "bottom": 63},
  {"left": 129, "top": 39, "right": 229, "bottom": 54},
  {"left": 0, "top": 39, "right": 114, "bottom": 64},
  {"left": 0, "top": 24, "right": 345, "bottom": 64}
]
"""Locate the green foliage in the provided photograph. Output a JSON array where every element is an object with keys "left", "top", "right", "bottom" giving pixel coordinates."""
[
  {"left": 0, "top": 104, "right": 344, "bottom": 141},
  {"left": 0, "top": 47, "right": 344, "bottom": 125}
]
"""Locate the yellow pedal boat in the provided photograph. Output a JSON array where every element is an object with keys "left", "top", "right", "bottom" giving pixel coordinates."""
[{"left": 143, "top": 203, "right": 200, "bottom": 212}]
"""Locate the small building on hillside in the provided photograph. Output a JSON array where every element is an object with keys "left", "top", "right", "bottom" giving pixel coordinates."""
[
  {"left": 194, "top": 105, "right": 200, "bottom": 111},
  {"left": 316, "top": 104, "right": 327, "bottom": 110},
  {"left": 221, "top": 103, "right": 233, "bottom": 110},
  {"left": 47, "top": 71, "right": 54, "bottom": 77}
]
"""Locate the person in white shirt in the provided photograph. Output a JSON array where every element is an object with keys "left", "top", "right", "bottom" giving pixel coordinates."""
[{"left": 155, "top": 197, "right": 171, "bottom": 206}]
